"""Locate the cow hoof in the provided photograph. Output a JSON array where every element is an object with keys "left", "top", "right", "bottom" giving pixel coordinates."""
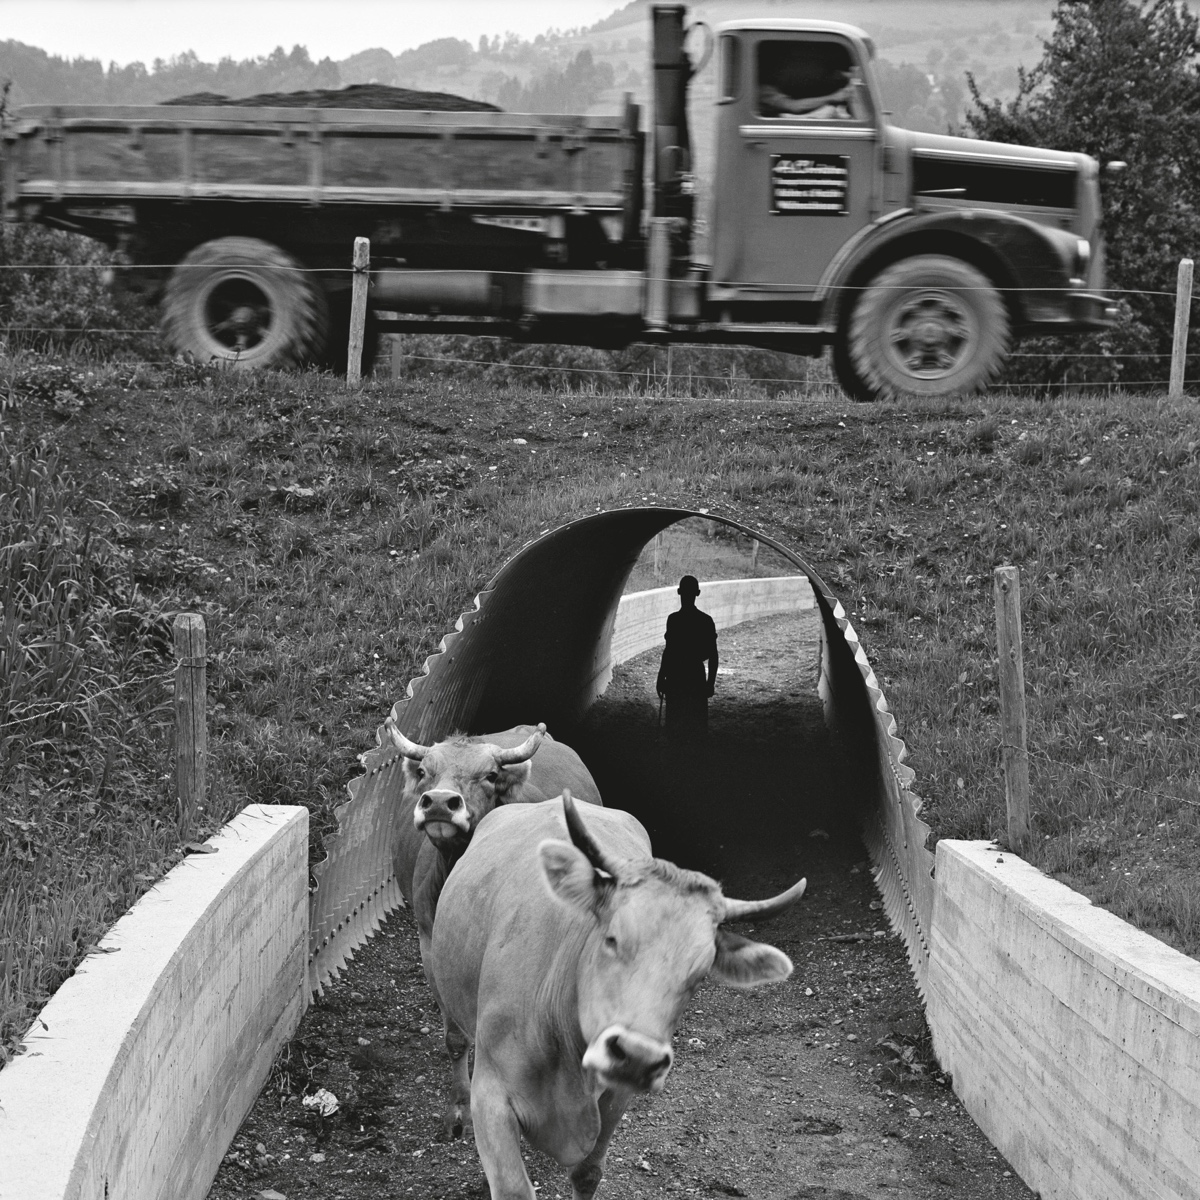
[{"left": 442, "top": 1106, "right": 472, "bottom": 1141}]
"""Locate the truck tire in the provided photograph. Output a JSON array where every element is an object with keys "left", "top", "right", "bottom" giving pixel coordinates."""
[
  {"left": 161, "top": 237, "right": 328, "bottom": 370},
  {"left": 843, "top": 255, "right": 1009, "bottom": 401}
]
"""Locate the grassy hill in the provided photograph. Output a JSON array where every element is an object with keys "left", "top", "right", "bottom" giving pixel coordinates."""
[{"left": 3, "top": 349, "right": 1198, "bottom": 1062}]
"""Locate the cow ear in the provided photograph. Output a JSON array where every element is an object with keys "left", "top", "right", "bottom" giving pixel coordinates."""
[
  {"left": 710, "top": 928, "right": 793, "bottom": 989},
  {"left": 494, "top": 759, "right": 533, "bottom": 801},
  {"left": 538, "top": 838, "right": 603, "bottom": 913}
]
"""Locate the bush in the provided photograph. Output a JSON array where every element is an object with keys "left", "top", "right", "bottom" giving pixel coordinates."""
[
  {"left": 0, "top": 224, "right": 161, "bottom": 359},
  {"left": 967, "top": 0, "right": 1200, "bottom": 389}
]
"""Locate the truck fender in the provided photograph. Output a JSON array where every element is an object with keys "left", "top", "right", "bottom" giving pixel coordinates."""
[{"left": 817, "top": 208, "right": 1084, "bottom": 331}]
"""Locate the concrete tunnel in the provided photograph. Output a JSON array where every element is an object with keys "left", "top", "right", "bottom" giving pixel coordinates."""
[{"left": 310, "top": 507, "right": 937, "bottom": 997}]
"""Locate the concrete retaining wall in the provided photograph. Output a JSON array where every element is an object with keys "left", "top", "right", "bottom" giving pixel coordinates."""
[
  {"left": 610, "top": 576, "right": 815, "bottom": 666},
  {"left": 926, "top": 840, "right": 1200, "bottom": 1200},
  {"left": 0, "top": 804, "right": 309, "bottom": 1200}
]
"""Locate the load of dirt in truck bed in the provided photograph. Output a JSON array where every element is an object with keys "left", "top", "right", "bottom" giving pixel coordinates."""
[{"left": 163, "top": 83, "right": 499, "bottom": 111}]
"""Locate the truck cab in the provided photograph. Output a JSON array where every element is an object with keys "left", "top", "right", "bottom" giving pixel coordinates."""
[{"left": 695, "top": 18, "right": 1112, "bottom": 398}]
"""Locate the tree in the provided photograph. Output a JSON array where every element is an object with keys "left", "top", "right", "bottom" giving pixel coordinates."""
[{"left": 967, "top": 0, "right": 1200, "bottom": 387}]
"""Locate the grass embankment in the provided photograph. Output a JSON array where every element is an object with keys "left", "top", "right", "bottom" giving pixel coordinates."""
[{"left": 1, "top": 355, "right": 1197, "bottom": 1062}]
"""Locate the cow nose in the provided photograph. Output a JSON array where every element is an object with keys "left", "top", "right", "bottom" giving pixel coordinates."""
[
  {"left": 419, "top": 792, "right": 462, "bottom": 811},
  {"left": 584, "top": 1025, "right": 674, "bottom": 1093}
]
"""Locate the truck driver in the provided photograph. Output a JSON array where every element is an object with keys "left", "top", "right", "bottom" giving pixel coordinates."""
[{"left": 757, "top": 40, "right": 863, "bottom": 120}]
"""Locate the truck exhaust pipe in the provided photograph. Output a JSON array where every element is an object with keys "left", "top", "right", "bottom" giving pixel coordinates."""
[{"left": 651, "top": 4, "right": 693, "bottom": 226}]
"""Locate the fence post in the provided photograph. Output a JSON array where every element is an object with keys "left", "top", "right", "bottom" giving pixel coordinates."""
[
  {"left": 1170, "top": 256, "right": 1193, "bottom": 400},
  {"left": 654, "top": 532, "right": 664, "bottom": 580},
  {"left": 347, "top": 236, "right": 370, "bottom": 386},
  {"left": 751, "top": 538, "right": 760, "bottom": 572},
  {"left": 993, "top": 566, "right": 1030, "bottom": 851},
  {"left": 174, "top": 612, "right": 206, "bottom": 840}
]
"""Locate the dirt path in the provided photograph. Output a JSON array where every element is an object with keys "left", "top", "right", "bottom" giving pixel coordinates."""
[{"left": 208, "top": 612, "right": 1032, "bottom": 1200}]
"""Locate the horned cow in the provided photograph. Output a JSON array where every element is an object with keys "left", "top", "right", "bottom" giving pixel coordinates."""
[{"left": 431, "top": 793, "right": 805, "bottom": 1199}]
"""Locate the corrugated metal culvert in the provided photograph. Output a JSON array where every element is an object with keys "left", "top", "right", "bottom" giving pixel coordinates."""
[{"left": 308, "top": 508, "right": 935, "bottom": 997}]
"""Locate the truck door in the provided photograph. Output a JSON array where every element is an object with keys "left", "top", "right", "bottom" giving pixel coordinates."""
[{"left": 713, "top": 32, "right": 878, "bottom": 296}]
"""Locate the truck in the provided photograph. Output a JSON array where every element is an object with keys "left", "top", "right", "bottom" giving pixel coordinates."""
[{"left": 0, "top": 5, "right": 1114, "bottom": 399}]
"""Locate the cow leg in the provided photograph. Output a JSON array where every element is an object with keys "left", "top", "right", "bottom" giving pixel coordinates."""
[
  {"left": 569, "top": 1089, "right": 630, "bottom": 1200},
  {"left": 419, "top": 927, "right": 474, "bottom": 1141},
  {"left": 471, "top": 1070, "right": 536, "bottom": 1200},
  {"left": 443, "top": 1014, "right": 473, "bottom": 1141}
]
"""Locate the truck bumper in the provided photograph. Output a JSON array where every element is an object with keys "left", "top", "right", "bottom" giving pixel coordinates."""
[{"left": 1020, "top": 289, "right": 1116, "bottom": 333}]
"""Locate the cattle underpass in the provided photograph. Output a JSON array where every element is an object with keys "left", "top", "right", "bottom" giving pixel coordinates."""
[
  {"left": 7, "top": 506, "right": 1191, "bottom": 1200},
  {"left": 280, "top": 508, "right": 1038, "bottom": 1198}
]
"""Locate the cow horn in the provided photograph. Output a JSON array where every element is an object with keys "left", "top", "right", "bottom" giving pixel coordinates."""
[
  {"left": 721, "top": 878, "right": 807, "bottom": 924},
  {"left": 562, "top": 790, "right": 619, "bottom": 878},
  {"left": 491, "top": 722, "right": 547, "bottom": 765},
  {"left": 385, "top": 719, "right": 430, "bottom": 760}
]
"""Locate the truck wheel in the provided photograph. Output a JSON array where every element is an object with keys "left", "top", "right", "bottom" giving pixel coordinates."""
[
  {"left": 845, "top": 256, "right": 1009, "bottom": 400},
  {"left": 161, "top": 237, "right": 328, "bottom": 369}
]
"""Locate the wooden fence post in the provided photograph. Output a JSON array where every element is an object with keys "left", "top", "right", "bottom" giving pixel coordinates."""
[
  {"left": 174, "top": 613, "right": 206, "bottom": 839},
  {"left": 347, "top": 236, "right": 370, "bottom": 387},
  {"left": 1170, "top": 257, "right": 1193, "bottom": 400},
  {"left": 993, "top": 566, "right": 1030, "bottom": 851},
  {"left": 751, "top": 538, "right": 760, "bottom": 572},
  {"left": 653, "top": 532, "right": 664, "bottom": 580}
]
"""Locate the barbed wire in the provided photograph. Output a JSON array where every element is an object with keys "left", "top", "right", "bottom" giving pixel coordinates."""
[
  {"left": 1003, "top": 741, "right": 1200, "bottom": 809},
  {"left": 1, "top": 323, "right": 1185, "bottom": 363},
  {"left": 0, "top": 259, "right": 1185, "bottom": 298}
]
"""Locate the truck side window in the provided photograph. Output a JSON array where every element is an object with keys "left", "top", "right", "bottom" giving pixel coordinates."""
[
  {"left": 756, "top": 40, "right": 865, "bottom": 121},
  {"left": 718, "top": 35, "right": 741, "bottom": 103}
]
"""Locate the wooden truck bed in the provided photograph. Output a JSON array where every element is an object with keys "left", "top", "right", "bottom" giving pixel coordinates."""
[{"left": 4, "top": 105, "right": 641, "bottom": 214}]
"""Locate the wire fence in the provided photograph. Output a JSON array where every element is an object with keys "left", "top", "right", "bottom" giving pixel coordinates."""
[{"left": 4, "top": 249, "right": 1200, "bottom": 392}]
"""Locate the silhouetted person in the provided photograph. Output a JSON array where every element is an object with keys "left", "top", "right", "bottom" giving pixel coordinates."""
[{"left": 656, "top": 575, "right": 718, "bottom": 739}]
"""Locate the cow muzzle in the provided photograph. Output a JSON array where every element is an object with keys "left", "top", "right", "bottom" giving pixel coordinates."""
[
  {"left": 582, "top": 1025, "right": 674, "bottom": 1094},
  {"left": 414, "top": 791, "right": 472, "bottom": 844}
]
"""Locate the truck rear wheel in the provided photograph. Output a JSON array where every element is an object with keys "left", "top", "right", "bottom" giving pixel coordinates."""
[
  {"left": 843, "top": 255, "right": 1009, "bottom": 401},
  {"left": 161, "top": 237, "right": 328, "bottom": 370}
]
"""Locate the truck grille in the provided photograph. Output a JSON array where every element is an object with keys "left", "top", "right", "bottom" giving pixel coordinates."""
[{"left": 913, "top": 154, "right": 1077, "bottom": 209}]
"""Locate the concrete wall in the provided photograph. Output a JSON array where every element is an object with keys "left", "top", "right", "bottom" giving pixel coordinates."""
[
  {"left": 609, "top": 575, "right": 815, "bottom": 666},
  {"left": 926, "top": 840, "right": 1200, "bottom": 1200},
  {"left": 0, "top": 804, "right": 309, "bottom": 1200}
]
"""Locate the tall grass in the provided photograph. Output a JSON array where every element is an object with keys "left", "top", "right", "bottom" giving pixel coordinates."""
[{"left": 0, "top": 437, "right": 175, "bottom": 1061}]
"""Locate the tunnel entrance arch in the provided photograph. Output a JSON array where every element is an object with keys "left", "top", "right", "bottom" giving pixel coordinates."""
[{"left": 309, "top": 508, "right": 935, "bottom": 999}]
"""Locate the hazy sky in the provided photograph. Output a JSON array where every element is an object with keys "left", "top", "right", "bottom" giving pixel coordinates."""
[{"left": 0, "top": 0, "right": 624, "bottom": 64}]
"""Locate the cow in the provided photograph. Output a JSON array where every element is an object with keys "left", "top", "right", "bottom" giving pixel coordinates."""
[
  {"left": 383, "top": 718, "right": 603, "bottom": 1136},
  {"left": 431, "top": 792, "right": 806, "bottom": 1199}
]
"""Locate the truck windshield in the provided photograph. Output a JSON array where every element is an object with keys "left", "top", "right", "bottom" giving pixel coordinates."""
[{"left": 755, "top": 40, "right": 866, "bottom": 122}]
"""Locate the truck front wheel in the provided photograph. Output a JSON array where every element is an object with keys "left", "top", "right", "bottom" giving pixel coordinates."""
[
  {"left": 161, "top": 237, "right": 328, "bottom": 370},
  {"left": 842, "top": 255, "right": 1009, "bottom": 401}
]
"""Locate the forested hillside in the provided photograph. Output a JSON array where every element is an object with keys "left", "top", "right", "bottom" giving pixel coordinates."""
[{"left": 1, "top": 0, "right": 1052, "bottom": 131}]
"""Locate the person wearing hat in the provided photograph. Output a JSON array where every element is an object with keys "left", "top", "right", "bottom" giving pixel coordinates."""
[{"left": 656, "top": 575, "right": 719, "bottom": 739}]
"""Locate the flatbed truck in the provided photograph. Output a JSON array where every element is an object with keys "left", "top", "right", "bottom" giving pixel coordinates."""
[{"left": 1, "top": 5, "right": 1113, "bottom": 398}]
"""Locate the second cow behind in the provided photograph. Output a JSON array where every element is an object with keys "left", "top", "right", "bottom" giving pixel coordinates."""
[{"left": 385, "top": 719, "right": 603, "bottom": 1136}]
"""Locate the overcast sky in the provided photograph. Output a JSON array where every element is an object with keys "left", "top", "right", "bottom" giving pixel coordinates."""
[{"left": 0, "top": 0, "right": 624, "bottom": 65}]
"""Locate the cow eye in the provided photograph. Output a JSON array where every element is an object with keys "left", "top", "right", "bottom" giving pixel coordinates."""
[
  {"left": 412, "top": 766, "right": 425, "bottom": 781},
  {"left": 485, "top": 771, "right": 499, "bottom": 784}
]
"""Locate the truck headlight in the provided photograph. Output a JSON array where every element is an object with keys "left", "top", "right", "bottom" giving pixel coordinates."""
[{"left": 1073, "top": 238, "right": 1091, "bottom": 280}]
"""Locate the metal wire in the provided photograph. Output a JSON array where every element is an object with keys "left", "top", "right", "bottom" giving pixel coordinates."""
[
  {"left": 1004, "top": 742, "right": 1200, "bottom": 809},
  {"left": 0, "top": 260, "right": 1184, "bottom": 297}
]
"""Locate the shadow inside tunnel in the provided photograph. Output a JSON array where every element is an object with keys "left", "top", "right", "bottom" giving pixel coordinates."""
[{"left": 564, "top": 610, "right": 874, "bottom": 898}]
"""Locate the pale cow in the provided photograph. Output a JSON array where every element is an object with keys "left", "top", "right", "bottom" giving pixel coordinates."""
[{"left": 431, "top": 792, "right": 806, "bottom": 1199}]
